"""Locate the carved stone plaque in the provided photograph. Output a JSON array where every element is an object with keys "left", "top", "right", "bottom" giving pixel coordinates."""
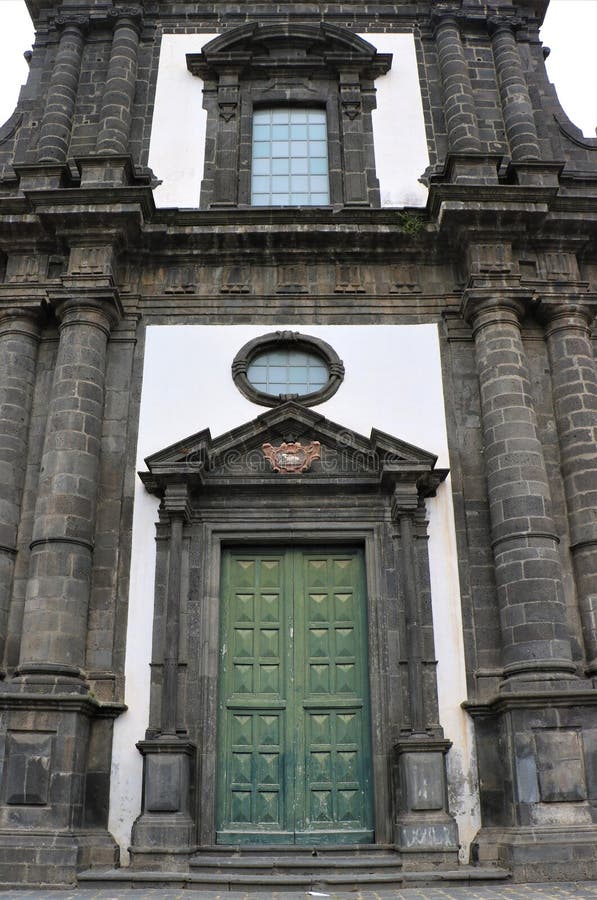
[{"left": 262, "top": 441, "right": 321, "bottom": 474}]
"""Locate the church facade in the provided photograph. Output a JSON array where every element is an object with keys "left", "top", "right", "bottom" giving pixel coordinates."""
[{"left": 0, "top": 0, "right": 597, "bottom": 888}]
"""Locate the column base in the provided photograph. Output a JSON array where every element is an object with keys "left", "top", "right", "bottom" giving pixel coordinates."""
[
  {"left": 393, "top": 736, "right": 460, "bottom": 866},
  {"left": 472, "top": 825, "right": 597, "bottom": 882},
  {"left": 131, "top": 737, "right": 196, "bottom": 860},
  {"left": 507, "top": 160, "right": 563, "bottom": 187},
  {"left": 13, "top": 162, "right": 72, "bottom": 191},
  {"left": 439, "top": 153, "right": 502, "bottom": 185},
  {"left": 468, "top": 687, "right": 597, "bottom": 881},
  {"left": 0, "top": 829, "right": 119, "bottom": 887}
]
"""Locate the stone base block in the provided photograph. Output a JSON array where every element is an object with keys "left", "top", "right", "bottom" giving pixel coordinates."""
[
  {"left": 131, "top": 811, "right": 195, "bottom": 859},
  {"left": 474, "top": 826, "right": 597, "bottom": 882},
  {"left": 0, "top": 828, "right": 118, "bottom": 887},
  {"left": 395, "top": 813, "right": 460, "bottom": 869},
  {"left": 444, "top": 153, "right": 501, "bottom": 185},
  {"left": 129, "top": 841, "right": 192, "bottom": 873},
  {"left": 393, "top": 736, "right": 459, "bottom": 866}
]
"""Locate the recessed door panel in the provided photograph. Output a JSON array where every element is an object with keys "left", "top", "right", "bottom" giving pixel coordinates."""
[{"left": 217, "top": 547, "right": 373, "bottom": 844}]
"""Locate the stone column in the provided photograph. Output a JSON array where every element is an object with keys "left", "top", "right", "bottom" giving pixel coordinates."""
[
  {"left": 0, "top": 309, "right": 41, "bottom": 672},
  {"left": 433, "top": 15, "right": 481, "bottom": 154},
  {"left": 489, "top": 19, "right": 540, "bottom": 162},
  {"left": 464, "top": 292, "right": 576, "bottom": 685},
  {"left": 37, "top": 20, "right": 86, "bottom": 163},
  {"left": 541, "top": 302, "right": 597, "bottom": 674},
  {"left": 17, "top": 296, "right": 120, "bottom": 681},
  {"left": 95, "top": 13, "right": 141, "bottom": 155}
]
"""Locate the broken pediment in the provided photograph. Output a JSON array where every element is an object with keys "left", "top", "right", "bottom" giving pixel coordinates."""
[{"left": 140, "top": 402, "right": 447, "bottom": 499}]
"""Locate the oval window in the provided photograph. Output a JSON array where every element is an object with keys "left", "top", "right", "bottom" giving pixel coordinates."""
[
  {"left": 232, "top": 332, "right": 344, "bottom": 408},
  {"left": 247, "top": 348, "right": 329, "bottom": 398}
]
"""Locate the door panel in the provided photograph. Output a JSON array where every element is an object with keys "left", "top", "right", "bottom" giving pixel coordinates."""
[{"left": 217, "top": 547, "right": 373, "bottom": 844}]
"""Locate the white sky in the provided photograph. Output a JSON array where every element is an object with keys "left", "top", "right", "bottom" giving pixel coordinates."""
[{"left": 0, "top": 0, "right": 595, "bottom": 137}]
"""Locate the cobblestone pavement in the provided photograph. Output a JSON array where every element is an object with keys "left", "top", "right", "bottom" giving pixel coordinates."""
[{"left": 3, "top": 885, "right": 597, "bottom": 900}]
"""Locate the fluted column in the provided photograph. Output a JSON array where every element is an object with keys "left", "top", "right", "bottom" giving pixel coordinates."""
[
  {"left": 490, "top": 19, "right": 540, "bottom": 162},
  {"left": 37, "top": 20, "right": 86, "bottom": 163},
  {"left": 18, "top": 297, "right": 120, "bottom": 680},
  {"left": 464, "top": 293, "right": 575, "bottom": 685},
  {"left": 433, "top": 15, "right": 481, "bottom": 153},
  {"left": 0, "top": 309, "right": 41, "bottom": 672},
  {"left": 96, "top": 13, "right": 141, "bottom": 154},
  {"left": 541, "top": 302, "right": 597, "bottom": 674}
]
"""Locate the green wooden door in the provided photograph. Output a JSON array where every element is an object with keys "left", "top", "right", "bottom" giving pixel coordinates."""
[{"left": 217, "top": 547, "right": 373, "bottom": 845}]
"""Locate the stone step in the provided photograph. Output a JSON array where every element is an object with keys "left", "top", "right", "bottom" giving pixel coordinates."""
[
  {"left": 78, "top": 865, "right": 511, "bottom": 891},
  {"left": 188, "top": 853, "right": 403, "bottom": 875},
  {"left": 191, "top": 841, "right": 396, "bottom": 856}
]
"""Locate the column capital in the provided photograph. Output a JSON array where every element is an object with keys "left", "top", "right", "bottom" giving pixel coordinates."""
[
  {"left": 430, "top": 10, "right": 461, "bottom": 32},
  {"left": 487, "top": 16, "right": 523, "bottom": 37},
  {"left": 163, "top": 483, "right": 192, "bottom": 522},
  {"left": 461, "top": 289, "right": 529, "bottom": 331},
  {"left": 391, "top": 488, "right": 419, "bottom": 519},
  {"left": 536, "top": 298, "right": 597, "bottom": 335},
  {"left": 0, "top": 306, "right": 43, "bottom": 339},
  {"left": 50, "top": 293, "right": 122, "bottom": 334},
  {"left": 106, "top": 7, "right": 144, "bottom": 34},
  {"left": 54, "top": 15, "right": 89, "bottom": 34}
]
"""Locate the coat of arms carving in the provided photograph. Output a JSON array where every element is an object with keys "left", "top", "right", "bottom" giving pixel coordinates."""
[{"left": 262, "top": 441, "right": 321, "bottom": 474}]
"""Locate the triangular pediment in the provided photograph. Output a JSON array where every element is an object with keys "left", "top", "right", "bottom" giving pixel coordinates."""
[{"left": 141, "top": 402, "right": 445, "bottom": 497}]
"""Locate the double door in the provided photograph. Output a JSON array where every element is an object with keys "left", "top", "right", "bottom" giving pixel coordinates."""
[{"left": 216, "top": 547, "right": 373, "bottom": 844}]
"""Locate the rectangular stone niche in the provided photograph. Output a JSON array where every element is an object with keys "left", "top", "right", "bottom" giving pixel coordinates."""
[
  {"left": 5, "top": 731, "right": 54, "bottom": 806},
  {"left": 534, "top": 729, "right": 587, "bottom": 803}
]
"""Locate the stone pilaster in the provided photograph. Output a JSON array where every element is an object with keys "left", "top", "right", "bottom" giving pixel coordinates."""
[
  {"left": 433, "top": 14, "right": 481, "bottom": 154},
  {"left": 0, "top": 309, "right": 41, "bottom": 674},
  {"left": 540, "top": 301, "right": 597, "bottom": 675},
  {"left": 17, "top": 295, "right": 120, "bottom": 681},
  {"left": 489, "top": 19, "right": 540, "bottom": 164},
  {"left": 463, "top": 290, "right": 576, "bottom": 687},
  {"left": 392, "top": 490, "right": 459, "bottom": 866},
  {"left": 37, "top": 19, "right": 86, "bottom": 163},
  {"left": 96, "top": 12, "right": 141, "bottom": 155},
  {"left": 213, "top": 73, "right": 240, "bottom": 206},
  {"left": 131, "top": 484, "right": 195, "bottom": 865},
  {"left": 339, "top": 70, "right": 369, "bottom": 205}
]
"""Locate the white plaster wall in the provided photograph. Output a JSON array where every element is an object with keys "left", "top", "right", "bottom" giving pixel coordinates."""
[
  {"left": 360, "top": 34, "right": 429, "bottom": 207},
  {"left": 109, "top": 324, "right": 479, "bottom": 862},
  {"left": 148, "top": 34, "right": 218, "bottom": 208},
  {"left": 148, "top": 33, "right": 429, "bottom": 209}
]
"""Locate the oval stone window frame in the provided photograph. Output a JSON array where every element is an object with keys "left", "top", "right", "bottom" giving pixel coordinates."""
[{"left": 232, "top": 331, "right": 345, "bottom": 408}]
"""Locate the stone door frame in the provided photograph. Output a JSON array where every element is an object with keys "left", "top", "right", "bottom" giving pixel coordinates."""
[{"left": 132, "top": 402, "right": 459, "bottom": 862}]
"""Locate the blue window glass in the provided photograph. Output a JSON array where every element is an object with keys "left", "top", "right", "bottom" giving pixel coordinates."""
[
  {"left": 247, "top": 349, "right": 329, "bottom": 397},
  {"left": 251, "top": 109, "right": 330, "bottom": 206}
]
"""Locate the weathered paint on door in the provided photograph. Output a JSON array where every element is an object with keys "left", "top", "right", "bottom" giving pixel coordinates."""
[{"left": 217, "top": 547, "right": 374, "bottom": 844}]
